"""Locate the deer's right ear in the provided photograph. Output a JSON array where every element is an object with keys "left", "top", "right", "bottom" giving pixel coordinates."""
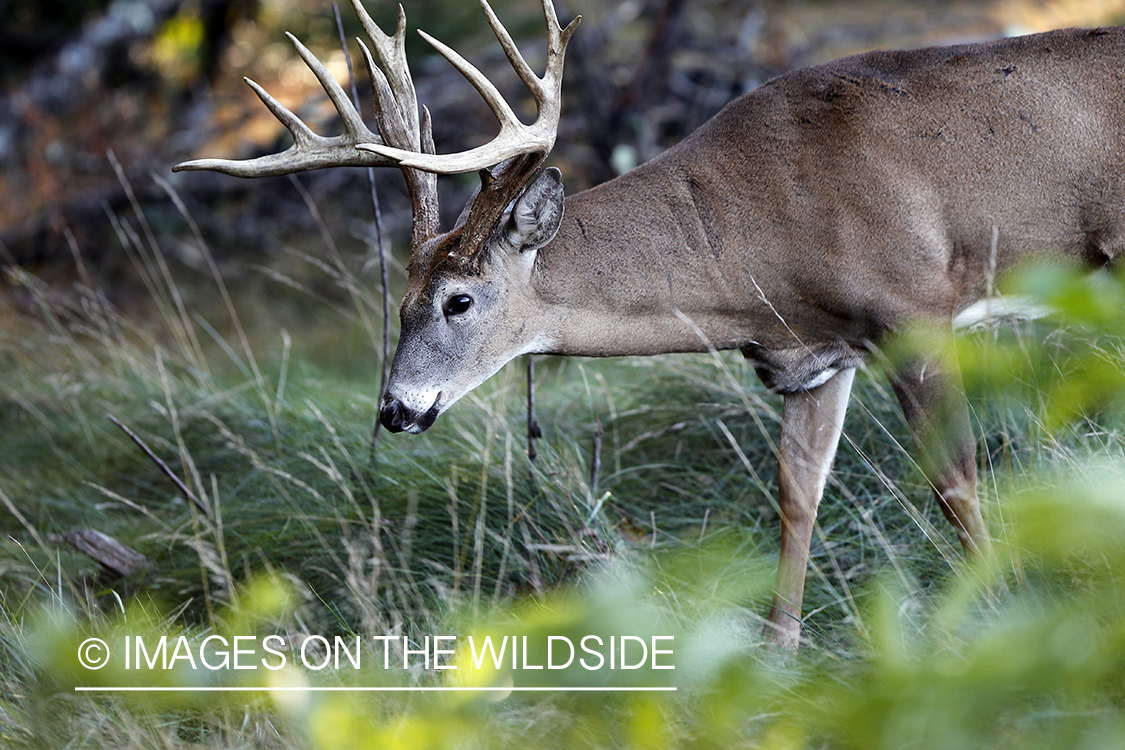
[{"left": 507, "top": 167, "right": 564, "bottom": 254}]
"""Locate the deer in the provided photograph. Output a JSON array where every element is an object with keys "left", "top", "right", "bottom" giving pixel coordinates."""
[{"left": 174, "top": 0, "right": 1125, "bottom": 649}]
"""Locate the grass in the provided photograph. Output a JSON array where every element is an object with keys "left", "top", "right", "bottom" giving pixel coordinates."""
[{"left": 0, "top": 177, "right": 1124, "bottom": 747}]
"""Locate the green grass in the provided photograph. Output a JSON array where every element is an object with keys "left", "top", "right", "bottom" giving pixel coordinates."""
[{"left": 1, "top": 191, "right": 1124, "bottom": 747}]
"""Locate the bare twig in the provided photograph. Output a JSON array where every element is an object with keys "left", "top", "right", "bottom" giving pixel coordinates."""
[
  {"left": 527, "top": 355, "right": 542, "bottom": 466},
  {"left": 369, "top": 188, "right": 391, "bottom": 465},
  {"left": 330, "top": 2, "right": 391, "bottom": 464},
  {"left": 590, "top": 418, "right": 603, "bottom": 501},
  {"left": 618, "top": 0, "right": 686, "bottom": 114},
  {"left": 107, "top": 414, "right": 209, "bottom": 516}
]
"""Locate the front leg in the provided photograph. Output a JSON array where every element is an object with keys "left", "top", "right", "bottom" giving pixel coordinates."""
[{"left": 764, "top": 368, "right": 856, "bottom": 650}]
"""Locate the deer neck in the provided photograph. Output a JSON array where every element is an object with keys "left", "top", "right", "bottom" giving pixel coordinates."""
[{"left": 527, "top": 167, "right": 764, "bottom": 358}]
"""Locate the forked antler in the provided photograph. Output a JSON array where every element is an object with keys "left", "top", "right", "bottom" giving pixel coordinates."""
[
  {"left": 173, "top": 0, "right": 579, "bottom": 248},
  {"left": 360, "top": 0, "right": 579, "bottom": 174},
  {"left": 173, "top": 1, "right": 412, "bottom": 178},
  {"left": 174, "top": 0, "right": 442, "bottom": 242}
]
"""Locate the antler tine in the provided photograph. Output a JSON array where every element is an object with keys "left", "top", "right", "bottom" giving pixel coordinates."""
[
  {"left": 286, "top": 33, "right": 370, "bottom": 141},
  {"left": 417, "top": 28, "right": 527, "bottom": 143},
  {"left": 358, "top": 0, "right": 580, "bottom": 175},
  {"left": 480, "top": 0, "right": 578, "bottom": 95},
  {"left": 350, "top": 2, "right": 420, "bottom": 148}
]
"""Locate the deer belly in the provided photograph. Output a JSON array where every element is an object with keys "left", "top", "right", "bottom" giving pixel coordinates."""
[{"left": 740, "top": 342, "right": 866, "bottom": 394}]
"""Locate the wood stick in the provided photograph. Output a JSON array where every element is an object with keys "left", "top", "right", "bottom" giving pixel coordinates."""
[{"left": 107, "top": 414, "right": 209, "bottom": 516}]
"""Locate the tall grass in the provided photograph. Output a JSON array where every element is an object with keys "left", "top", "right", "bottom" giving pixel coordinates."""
[{"left": 0, "top": 174, "right": 1123, "bottom": 747}]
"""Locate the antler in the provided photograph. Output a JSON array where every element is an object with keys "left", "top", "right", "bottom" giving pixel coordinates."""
[
  {"left": 173, "top": 5, "right": 398, "bottom": 177},
  {"left": 360, "top": 0, "right": 580, "bottom": 174},
  {"left": 172, "top": 0, "right": 579, "bottom": 246},
  {"left": 173, "top": 0, "right": 440, "bottom": 241}
]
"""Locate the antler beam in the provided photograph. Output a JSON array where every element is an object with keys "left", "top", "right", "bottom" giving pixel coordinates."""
[
  {"left": 172, "top": 0, "right": 436, "bottom": 179},
  {"left": 173, "top": 31, "right": 397, "bottom": 177}
]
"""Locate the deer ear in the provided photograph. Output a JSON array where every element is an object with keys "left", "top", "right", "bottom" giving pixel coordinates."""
[{"left": 507, "top": 167, "right": 564, "bottom": 254}]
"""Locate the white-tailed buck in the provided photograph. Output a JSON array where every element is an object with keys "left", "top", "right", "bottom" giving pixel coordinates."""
[{"left": 175, "top": 0, "right": 1125, "bottom": 648}]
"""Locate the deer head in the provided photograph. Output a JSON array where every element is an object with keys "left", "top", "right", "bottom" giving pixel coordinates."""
[
  {"left": 382, "top": 158, "right": 566, "bottom": 432},
  {"left": 174, "top": 0, "right": 579, "bottom": 433}
]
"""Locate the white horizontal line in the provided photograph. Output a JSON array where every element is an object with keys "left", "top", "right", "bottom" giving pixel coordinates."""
[{"left": 75, "top": 686, "right": 677, "bottom": 692}]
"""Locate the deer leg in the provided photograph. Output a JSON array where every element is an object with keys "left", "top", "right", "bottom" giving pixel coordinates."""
[
  {"left": 890, "top": 359, "right": 991, "bottom": 556},
  {"left": 764, "top": 367, "right": 856, "bottom": 650}
]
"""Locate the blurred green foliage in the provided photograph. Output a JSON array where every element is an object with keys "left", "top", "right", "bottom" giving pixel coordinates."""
[
  {"left": 151, "top": 8, "right": 206, "bottom": 86},
  {"left": 978, "top": 263, "right": 1125, "bottom": 429}
]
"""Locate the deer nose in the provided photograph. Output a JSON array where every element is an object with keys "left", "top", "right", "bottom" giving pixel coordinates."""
[
  {"left": 379, "top": 393, "right": 442, "bottom": 434},
  {"left": 380, "top": 398, "right": 411, "bottom": 433}
]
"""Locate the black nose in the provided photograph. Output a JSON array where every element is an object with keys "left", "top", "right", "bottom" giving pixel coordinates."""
[
  {"left": 380, "top": 399, "right": 410, "bottom": 433},
  {"left": 379, "top": 395, "right": 442, "bottom": 434}
]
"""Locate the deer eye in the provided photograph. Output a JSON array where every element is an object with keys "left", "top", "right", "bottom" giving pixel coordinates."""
[{"left": 443, "top": 294, "right": 473, "bottom": 317}]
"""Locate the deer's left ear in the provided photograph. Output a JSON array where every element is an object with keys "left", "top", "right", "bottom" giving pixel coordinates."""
[{"left": 507, "top": 167, "right": 564, "bottom": 254}]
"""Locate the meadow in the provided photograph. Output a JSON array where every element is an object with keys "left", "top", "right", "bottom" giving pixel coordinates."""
[{"left": 1, "top": 170, "right": 1124, "bottom": 748}]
